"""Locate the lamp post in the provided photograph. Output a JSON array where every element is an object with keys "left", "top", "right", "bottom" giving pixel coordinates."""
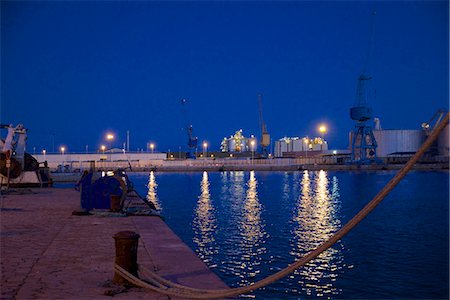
[
  {"left": 60, "top": 146, "right": 65, "bottom": 170},
  {"left": 250, "top": 139, "right": 255, "bottom": 165},
  {"left": 106, "top": 134, "right": 114, "bottom": 161},
  {"left": 203, "top": 142, "right": 208, "bottom": 159},
  {"left": 150, "top": 143, "right": 155, "bottom": 154},
  {"left": 42, "top": 149, "right": 46, "bottom": 162},
  {"left": 101, "top": 145, "right": 106, "bottom": 154},
  {"left": 303, "top": 137, "right": 309, "bottom": 160},
  {"left": 318, "top": 125, "right": 327, "bottom": 151}
]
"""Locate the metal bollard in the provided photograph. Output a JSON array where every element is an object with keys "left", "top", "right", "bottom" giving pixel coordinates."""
[{"left": 113, "top": 231, "right": 140, "bottom": 285}]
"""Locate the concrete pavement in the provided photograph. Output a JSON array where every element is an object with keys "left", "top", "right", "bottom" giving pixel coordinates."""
[{"left": 1, "top": 188, "right": 227, "bottom": 299}]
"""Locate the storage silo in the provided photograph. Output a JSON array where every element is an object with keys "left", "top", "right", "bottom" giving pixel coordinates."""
[{"left": 373, "top": 129, "right": 425, "bottom": 157}]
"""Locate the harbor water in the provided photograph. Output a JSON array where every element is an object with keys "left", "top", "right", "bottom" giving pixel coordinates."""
[{"left": 130, "top": 170, "right": 449, "bottom": 299}]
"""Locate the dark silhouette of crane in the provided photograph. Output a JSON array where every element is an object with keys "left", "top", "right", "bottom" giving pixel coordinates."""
[
  {"left": 258, "top": 93, "right": 270, "bottom": 157},
  {"left": 350, "top": 11, "right": 380, "bottom": 164},
  {"left": 181, "top": 98, "right": 198, "bottom": 159}
]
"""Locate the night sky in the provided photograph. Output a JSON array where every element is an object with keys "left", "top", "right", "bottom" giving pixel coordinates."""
[{"left": 1, "top": 1, "right": 448, "bottom": 154}]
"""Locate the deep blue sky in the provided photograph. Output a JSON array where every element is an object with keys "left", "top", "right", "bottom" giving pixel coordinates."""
[{"left": 1, "top": 1, "right": 448, "bottom": 153}]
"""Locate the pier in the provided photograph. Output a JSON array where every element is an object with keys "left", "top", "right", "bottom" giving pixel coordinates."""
[{"left": 1, "top": 188, "right": 228, "bottom": 299}]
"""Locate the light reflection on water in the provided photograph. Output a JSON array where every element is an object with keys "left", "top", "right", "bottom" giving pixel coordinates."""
[
  {"left": 132, "top": 171, "right": 448, "bottom": 299},
  {"left": 239, "top": 171, "right": 267, "bottom": 286},
  {"left": 147, "top": 170, "right": 342, "bottom": 297},
  {"left": 218, "top": 171, "right": 268, "bottom": 290},
  {"left": 193, "top": 171, "right": 218, "bottom": 266},
  {"left": 146, "top": 171, "right": 161, "bottom": 211},
  {"left": 290, "top": 170, "right": 343, "bottom": 298}
]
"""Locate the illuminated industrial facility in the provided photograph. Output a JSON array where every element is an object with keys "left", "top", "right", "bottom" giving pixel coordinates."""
[
  {"left": 274, "top": 136, "right": 328, "bottom": 158},
  {"left": 220, "top": 130, "right": 257, "bottom": 153}
]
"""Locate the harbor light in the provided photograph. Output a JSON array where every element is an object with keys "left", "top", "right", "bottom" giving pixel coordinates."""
[
  {"left": 203, "top": 142, "right": 208, "bottom": 158},
  {"left": 250, "top": 140, "right": 255, "bottom": 164},
  {"left": 318, "top": 125, "right": 327, "bottom": 151},
  {"left": 106, "top": 133, "right": 114, "bottom": 161}
]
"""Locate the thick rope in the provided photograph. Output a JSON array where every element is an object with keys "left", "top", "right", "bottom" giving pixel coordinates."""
[{"left": 115, "top": 112, "right": 449, "bottom": 299}]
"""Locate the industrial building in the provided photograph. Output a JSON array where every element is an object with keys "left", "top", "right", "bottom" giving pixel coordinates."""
[
  {"left": 348, "top": 117, "right": 449, "bottom": 160},
  {"left": 274, "top": 136, "right": 328, "bottom": 157},
  {"left": 220, "top": 129, "right": 257, "bottom": 153}
]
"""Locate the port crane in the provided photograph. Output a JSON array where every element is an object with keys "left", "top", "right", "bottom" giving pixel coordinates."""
[
  {"left": 180, "top": 98, "right": 198, "bottom": 159},
  {"left": 350, "top": 11, "right": 380, "bottom": 164},
  {"left": 258, "top": 94, "right": 270, "bottom": 157}
]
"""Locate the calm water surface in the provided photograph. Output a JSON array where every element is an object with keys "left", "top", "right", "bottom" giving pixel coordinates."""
[{"left": 129, "top": 170, "right": 449, "bottom": 299}]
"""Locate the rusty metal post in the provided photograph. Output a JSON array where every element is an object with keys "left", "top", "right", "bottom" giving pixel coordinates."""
[{"left": 113, "top": 231, "right": 140, "bottom": 285}]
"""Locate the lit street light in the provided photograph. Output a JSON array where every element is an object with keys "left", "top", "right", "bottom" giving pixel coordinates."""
[
  {"left": 106, "top": 133, "right": 114, "bottom": 161},
  {"left": 250, "top": 139, "right": 255, "bottom": 165},
  {"left": 42, "top": 149, "right": 46, "bottom": 161},
  {"left": 318, "top": 125, "right": 327, "bottom": 151},
  {"left": 303, "top": 137, "right": 309, "bottom": 159},
  {"left": 203, "top": 142, "right": 208, "bottom": 158},
  {"left": 150, "top": 143, "right": 155, "bottom": 153},
  {"left": 101, "top": 145, "right": 106, "bottom": 154},
  {"left": 60, "top": 146, "right": 65, "bottom": 171}
]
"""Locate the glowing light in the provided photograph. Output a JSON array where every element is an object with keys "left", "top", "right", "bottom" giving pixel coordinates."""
[
  {"left": 292, "top": 170, "right": 343, "bottom": 297},
  {"left": 106, "top": 133, "right": 114, "bottom": 140},
  {"left": 60, "top": 146, "right": 65, "bottom": 154},
  {"left": 319, "top": 125, "right": 327, "bottom": 134},
  {"left": 147, "top": 171, "right": 161, "bottom": 210},
  {"left": 193, "top": 171, "right": 217, "bottom": 264}
]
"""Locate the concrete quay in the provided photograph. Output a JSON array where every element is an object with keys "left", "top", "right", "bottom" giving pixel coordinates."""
[{"left": 1, "top": 188, "right": 228, "bottom": 299}]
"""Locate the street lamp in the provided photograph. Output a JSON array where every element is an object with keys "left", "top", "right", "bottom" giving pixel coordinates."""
[
  {"left": 106, "top": 133, "right": 114, "bottom": 161},
  {"left": 203, "top": 142, "right": 208, "bottom": 158},
  {"left": 303, "top": 137, "right": 309, "bottom": 159},
  {"left": 101, "top": 145, "right": 106, "bottom": 154},
  {"left": 60, "top": 146, "right": 65, "bottom": 170},
  {"left": 250, "top": 139, "right": 255, "bottom": 165},
  {"left": 42, "top": 149, "right": 46, "bottom": 161},
  {"left": 150, "top": 143, "right": 155, "bottom": 153},
  {"left": 318, "top": 125, "right": 327, "bottom": 151}
]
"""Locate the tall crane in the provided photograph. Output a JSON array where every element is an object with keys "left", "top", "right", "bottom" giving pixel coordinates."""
[
  {"left": 350, "top": 11, "right": 380, "bottom": 164},
  {"left": 258, "top": 93, "right": 270, "bottom": 157},
  {"left": 181, "top": 98, "right": 198, "bottom": 159}
]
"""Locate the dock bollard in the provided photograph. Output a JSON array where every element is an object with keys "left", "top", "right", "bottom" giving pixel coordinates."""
[{"left": 113, "top": 231, "right": 140, "bottom": 285}]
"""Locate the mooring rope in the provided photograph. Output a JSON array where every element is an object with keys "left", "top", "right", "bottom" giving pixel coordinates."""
[{"left": 114, "top": 112, "right": 449, "bottom": 299}]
